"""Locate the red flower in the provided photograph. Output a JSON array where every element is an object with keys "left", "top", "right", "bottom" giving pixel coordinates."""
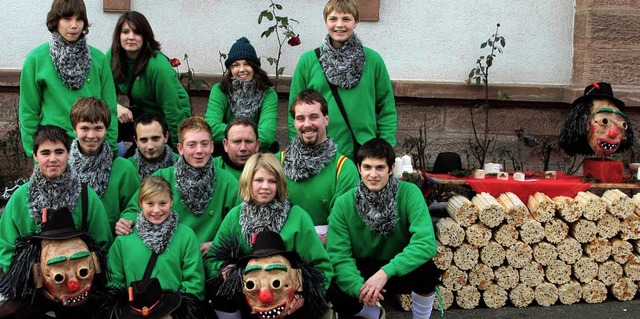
[
  {"left": 288, "top": 35, "right": 301, "bottom": 47},
  {"left": 170, "top": 58, "right": 181, "bottom": 67}
]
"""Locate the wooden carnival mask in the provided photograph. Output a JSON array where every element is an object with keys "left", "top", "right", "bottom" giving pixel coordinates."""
[
  {"left": 243, "top": 255, "right": 302, "bottom": 319},
  {"left": 588, "top": 99, "right": 629, "bottom": 158}
]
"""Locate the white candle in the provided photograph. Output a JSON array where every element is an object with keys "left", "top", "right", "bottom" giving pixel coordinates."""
[
  {"left": 401, "top": 154, "right": 413, "bottom": 173},
  {"left": 394, "top": 157, "right": 404, "bottom": 178}
]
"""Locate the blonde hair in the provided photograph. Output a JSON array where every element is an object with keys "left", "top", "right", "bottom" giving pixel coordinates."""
[
  {"left": 138, "top": 176, "right": 173, "bottom": 206},
  {"left": 323, "top": 0, "right": 359, "bottom": 22},
  {"left": 239, "top": 153, "right": 288, "bottom": 202}
]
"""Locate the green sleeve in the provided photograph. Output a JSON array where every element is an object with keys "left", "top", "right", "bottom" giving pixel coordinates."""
[
  {"left": 204, "top": 84, "right": 228, "bottom": 143},
  {"left": 149, "top": 56, "right": 191, "bottom": 148},
  {"left": 292, "top": 208, "right": 333, "bottom": 292},
  {"left": 179, "top": 227, "right": 206, "bottom": 299},
  {"left": 333, "top": 158, "right": 359, "bottom": 209},
  {"left": 115, "top": 159, "right": 142, "bottom": 212},
  {"left": 18, "top": 52, "right": 41, "bottom": 157},
  {"left": 106, "top": 237, "right": 126, "bottom": 289},
  {"left": 381, "top": 183, "right": 436, "bottom": 277},
  {"left": 87, "top": 191, "right": 114, "bottom": 250},
  {"left": 120, "top": 188, "right": 141, "bottom": 223},
  {"left": 204, "top": 206, "right": 240, "bottom": 278},
  {"left": 257, "top": 88, "right": 278, "bottom": 149},
  {"left": 0, "top": 191, "right": 26, "bottom": 272},
  {"left": 326, "top": 194, "right": 363, "bottom": 298},
  {"left": 288, "top": 51, "right": 312, "bottom": 142},
  {"left": 372, "top": 55, "right": 397, "bottom": 147},
  {"left": 97, "top": 50, "right": 119, "bottom": 154}
]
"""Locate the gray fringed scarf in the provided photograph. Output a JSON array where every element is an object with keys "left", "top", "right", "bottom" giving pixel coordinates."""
[
  {"left": 28, "top": 167, "right": 81, "bottom": 225},
  {"left": 283, "top": 137, "right": 337, "bottom": 181},
  {"left": 319, "top": 33, "right": 365, "bottom": 89},
  {"left": 228, "top": 78, "right": 264, "bottom": 118},
  {"left": 355, "top": 177, "right": 399, "bottom": 236},
  {"left": 174, "top": 156, "right": 215, "bottom": 215},
  {"left": 239, "top": 199, "right": 290, "bottom": 245},
  {"left": 68, "top": 140, "right": 112, "bottom": 197},
  {"left": 134, "top": 145, "right": 176, "bottom": 179},
  {"left": 49, "top": 32, "right": 91, "bottom": 89},
  {"left": 136, "top": 212, "right": 179, "bottom": 254}
]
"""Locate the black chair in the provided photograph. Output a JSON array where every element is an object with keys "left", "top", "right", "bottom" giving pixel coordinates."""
[{"left": 431, "top": 152, "right": 462, "bottom": 174}]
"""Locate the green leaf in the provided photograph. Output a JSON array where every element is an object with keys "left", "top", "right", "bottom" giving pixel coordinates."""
[
  {"left": 488, "top": 40, "right": 493, "bottom": 46},
  {"left": 277, "top": 67, "right": 285, "bottom": 76},
  {"left": 258, "top": 10, "right": 268, "bottom": 24},
  {"left": 468, "top": 70, "right": 475, "bottom": 79},
  {"left": 266, "top": 12, "right": 274, "bottom": 21},
  {"left": 275, "top": 4, "right": 282, "bottom": 10},
  {"left": 281, "top": 17, "right": 289, "bottom": 27},
  {"left": 480, "top": 42, "right": 487, "bottom": 49},
  {"left": 500, "top": 37, "right": 506, "bottom": 47},
  {"left": 475, "top": 77, "right": 481, "bottom": 85}
]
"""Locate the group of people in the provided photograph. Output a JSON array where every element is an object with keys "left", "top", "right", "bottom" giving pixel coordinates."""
[{"left": 0, "top": 1, "right": 439, "bottom": 319}]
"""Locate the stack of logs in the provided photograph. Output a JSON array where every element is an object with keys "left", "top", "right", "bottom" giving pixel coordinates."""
[{"left": 409, "top": 189, "right": 640, "bottom": 311}]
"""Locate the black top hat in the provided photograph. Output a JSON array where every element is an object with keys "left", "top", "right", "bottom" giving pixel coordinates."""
[
  {"left": 431, "top": 152, "right": 462, "bottom": 174},
  {"left": 572, "top": 82, "right": 625, "bottom": 110},
  {"left": 34, "top": 208, "right": 84, "bottom": 240},
  {"left": 119, "top": 278, "right": 182, "bottom": 319},
  {"left": 238, "top": 231, "right": 297, "bottom": 267}
]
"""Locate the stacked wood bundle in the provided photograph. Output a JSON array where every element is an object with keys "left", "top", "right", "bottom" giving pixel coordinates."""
[
  {"left": 430, "top": 189, "right": 640, "bottom": 311},
  {"left": 395, "top": 294, "right": 412, "bottom": 311},
  {"left": 433, "top": 286, "right": 454, "bottom": 311}
]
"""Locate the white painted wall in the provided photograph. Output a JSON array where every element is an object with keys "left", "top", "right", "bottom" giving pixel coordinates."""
[{"left": 0, "top": 0, "right": 574, "bottom": 85}]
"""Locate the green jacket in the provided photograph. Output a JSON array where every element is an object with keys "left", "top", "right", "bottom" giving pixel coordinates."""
[
  {"left": 288, "top": 46, "right": 397, "bottom": 159},
  {"left": 205, "top": 83, "right": 278, "bottom": 151},
  {"left": 107, "top": 222, "right": 205, "bottom": 299},
  {"left": 213, "top": 155, "right": 243, "bottom": 180},
  {"left": 106, "top": 49, "right": 191, "bottom": 149},
  {"left": 98, "top": 157, "right": 141, "bottom": 235},
  {"left": 205, "top": 204, "right": 333, "bottom": 292},
  {"left": 276, "top": 151, "right": 359, "bottom": 225},
  {"left": 128, "top": 151, "right": 180, "bottom": 178},
  {"left": 19, "top": 43, "right": 118, "bottom": 157},
  {"left": 0, "top": 182, "right": 113, "bottom": 272},
  {"left": 120, "top": 165, "right": 241, "bottom": 244},
  {"left": 326, "top": 181, "right": 436, "bottom": 298}
]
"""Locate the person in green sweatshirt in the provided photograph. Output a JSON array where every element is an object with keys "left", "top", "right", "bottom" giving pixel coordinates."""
[
  {"left": 67, "top": 97, "right": 140, "bottom": 237},
  {"left": 288, "top": 0, "right": 397, "bottom": 160},
  {"left": 0, "top": 125, "right": 112, "bottom": 273},
  {"left": 326, "top": 138, "right": 439, "bottom": 319},
  {"left": 213, "top": 117, "right": 261, "bottom": 180},
  {"left": 277, "top": 89, "right": 359, "bottom": 245},
  {"left": 107, "top": 11, "right": 191, "bottom": 151},
  {"left": 19, "top": 0, "right": 118, "bottom": 157},
  {"left": 129, "top": 113, "right": 179, "bottom": 180},
  {"left": 205, "top": 153, "right": 332, "bottom": 319},
  {"left": 106, "top": 176, "right": 205, "bottom": 315},
  {"left": 116, "top": 117, "right": 240, "bottom": 258},
  {"left": 205, "top": 37, "right": 278, "bottom": 154}
]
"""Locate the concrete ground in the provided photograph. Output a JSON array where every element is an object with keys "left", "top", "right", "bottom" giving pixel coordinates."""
[{"left": 384, "top": 298, "right": 640, "bottom": 319}]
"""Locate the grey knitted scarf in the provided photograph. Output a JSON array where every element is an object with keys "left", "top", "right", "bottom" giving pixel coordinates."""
[
  {"left": 134, "top": 145, "right": 176, "bottom": 180},
  {"left": 283, "top": 137, "right": 337, "bottom": 181},
  {"left": 49, "top": 32, "right": 91, "bottom": 89},
  {"left": 174, "top": 156, "right": 215, "bottom": 215},
  {"left": 28, "top": 167, "right": 81, "bottom": 225},
  {"left": 319, "top": 33, "right": 365, "bottom": 89},
  {"left": 228, "top": 78, "right": 264, "bottom": 118},
  {"left": 239, "top": 199, "right": 290, "bottom": 245},
  {"left": 355, "top": 177, "right": 399, "bottom": 236},
  {"left": 68, "top": 140, "right": 112, "bottom": 197},
  {"left": 136, "top": 211, "right": 179, "bottom": 254}
]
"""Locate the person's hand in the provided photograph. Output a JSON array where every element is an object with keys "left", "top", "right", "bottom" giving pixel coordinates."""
[
  {"left": 358, "top": 269, "right": 388, "bottom": 306},
  {"left": 287, "top": 293, "right": 304, "bottom": 315},
  {"left": 319, "top": 233, "right": 327, "bottom": 246},
  {"left": 200, "top": 241, "right": 213, "bottom": 257},
  {"left": 117, "top": 104, "right": 134, "bottom": 123},
  {"left": 114, "top": 218, "right": 133, "bottom": 235}
]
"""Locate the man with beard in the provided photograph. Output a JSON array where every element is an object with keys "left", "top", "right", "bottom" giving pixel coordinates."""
[
  {"left": 213, "top": 117, "right": 261, "bottom": 180},
  {"left": 278, "top": 89, "right": 359, "bottom": 245},
  {"left": 68, "top": 97, "right": 140, "bottom": 237},
  {"left": 0, "top": 125, "right": 112, "bottom": 274},
  {"left": 326, "top": 138, "right": 439, "bottom": 319},
  {"left": 116, "top": 116, "right": 240, "bottom": 257},
  {"left": 129, "top": 113, "right": 179, "bottom": 179}
]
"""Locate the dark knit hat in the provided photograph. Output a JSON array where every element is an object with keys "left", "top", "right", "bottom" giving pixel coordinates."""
[{"left": 225, "top": 37, "right": 260, "bottom": 69}]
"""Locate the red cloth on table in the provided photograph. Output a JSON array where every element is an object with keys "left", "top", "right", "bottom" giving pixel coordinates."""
[
  {"left": 583, "top": 158, "right": 623, "bottom": 183},
  {"left": 428, "top": 173, "right": 592, "bottom": 202}
]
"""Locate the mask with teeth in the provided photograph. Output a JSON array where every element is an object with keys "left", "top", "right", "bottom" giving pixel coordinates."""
[
  {"left": 32, "top": 237, "right": 101, "bottom": 306},
  {"left": 588, "top": 99, "right": 628, "bottom": 158},
  {"left": 242, "top": 255, "right": 302, "bottom": 319}
]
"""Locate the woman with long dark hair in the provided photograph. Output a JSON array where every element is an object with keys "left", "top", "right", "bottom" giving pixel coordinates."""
[
  {"left": 205, "top": 37, "right": 278, "bottom": 154},
  {"left": 107, "top": 11, "right": 191, "bottom": 151}
]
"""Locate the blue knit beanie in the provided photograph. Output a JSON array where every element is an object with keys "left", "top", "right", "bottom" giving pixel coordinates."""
[{"left": 225, "top": 37, "right": 260, "bottom": 69}]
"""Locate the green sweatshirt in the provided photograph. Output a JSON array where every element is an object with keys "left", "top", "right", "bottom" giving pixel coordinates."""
[
  {"left": 205, "top": 83, "right": 278, "bottom": 151},
  {"left": 99, "top": 157, "right": 141, "bottom": 235},
  {"left": 107, "top": 222, "right": 205, "bottom": 300},
  {"left": 120, "top": 166, "right": 241, "bottom": 244},
  {"left": 326, "top": 181, "right": 436, "bottom": 298},
  {"left": 288, "top": 46, "right": 397, "bottom": 159},
  {"left": 276, "top": 151, "right": 359, "bottom": 225},
  {"left": 204, "top": 204, "right": 333, "bottom": 292},
  {"left": 0, "top": 182, "right": 113, "bottom": 272},
  {"left": 19, "top": 43, "right": 118, "bottom": 157},
  {"left": 106, "top": 49, "right": 191, "bottom": 149},
  {"left": 213, "top": 155, "right": 243, "bottom": 180}
]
